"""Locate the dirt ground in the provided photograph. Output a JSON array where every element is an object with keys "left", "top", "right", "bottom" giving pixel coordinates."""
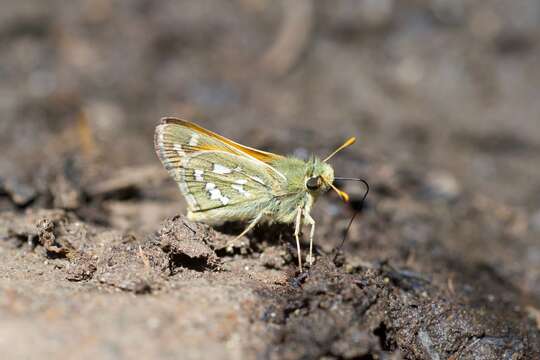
[{"left": 1, "top": 1, "right": 540, "bottom": 359}]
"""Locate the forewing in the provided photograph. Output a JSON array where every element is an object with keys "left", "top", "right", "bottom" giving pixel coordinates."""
[{"left": 158, "top": 117, "right": 285, "bottom": 163}]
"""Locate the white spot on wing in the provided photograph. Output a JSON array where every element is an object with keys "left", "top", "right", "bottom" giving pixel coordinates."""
[
  {"left": 188, "top": 134, "right": 199, "bottom": 146},
  {"left": 205, "top": 182, "right": 229, "bottom": 205},
  {"left": 235, "top": 179, "right": 247, "bottom": 185},
  {"left": 232, "top": 184, "right": 250, "bottom": 197},
  {"left": 194, "top": 169, "right": 204, "bottom": 181},
  {"left": 213, "top": 164, "right": 232, "bottom": 174},
  {"left": 209, "top": 188, "right": 221, "bottom": 200},
  {"left": 173, "top": 144, "right": 185, "bottom": 156}
]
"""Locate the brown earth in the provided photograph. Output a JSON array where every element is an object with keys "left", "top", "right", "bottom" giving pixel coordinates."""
[{"left": 1, "top": 1, "right": 539, "bottom": 359}]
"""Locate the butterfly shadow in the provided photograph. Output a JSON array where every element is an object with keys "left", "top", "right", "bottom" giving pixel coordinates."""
[{"left": 214, "top": 221, "right": 295, "bottom": 253}]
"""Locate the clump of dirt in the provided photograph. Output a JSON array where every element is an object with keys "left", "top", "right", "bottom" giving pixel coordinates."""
[
  {"left": 95, "top": 233, "right": 168, "bottom": 293},
  {"left": 157, "top": 216, "right": 220, "bottom": 272}
]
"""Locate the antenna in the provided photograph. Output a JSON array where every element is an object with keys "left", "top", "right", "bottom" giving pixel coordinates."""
[
  {"left": 329, "top": 182, "right": 350, "bottom": 202},
  {"left": 323, "top": 137, "right": 356, "bottom": 162}
]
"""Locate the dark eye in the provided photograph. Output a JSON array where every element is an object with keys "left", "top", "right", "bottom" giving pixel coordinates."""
[{"left": 306, "top": 176, "right": 322, "bottom": 190}]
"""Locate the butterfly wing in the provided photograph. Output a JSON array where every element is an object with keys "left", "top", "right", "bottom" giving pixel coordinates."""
[
  {"left": 155, "top": 118, "right": 286, "bottom": 223},
  {"left": 158, "top": 117, "right": 284, "bottom": 163}
]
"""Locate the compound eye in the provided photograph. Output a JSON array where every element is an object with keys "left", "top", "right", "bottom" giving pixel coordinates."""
[{"left": 306, "top": 176, "right": 322, "bottom": 190}]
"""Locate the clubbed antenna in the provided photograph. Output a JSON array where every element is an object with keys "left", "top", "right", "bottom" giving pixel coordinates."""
[
  {"left": 329, "top": 182, "right": 350, "bottom": 202},
  {"left": 323, "top": 137, "right": 356, "bottom": 163},
  {"left": 323, "top": 136, "right": 356, "bottom": 201}
]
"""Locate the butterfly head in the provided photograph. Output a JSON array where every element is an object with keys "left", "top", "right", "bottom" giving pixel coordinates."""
[
  {"left": 305, "top": 136, "right": 356, "bottom": 202},
  {"left": 305, "top": 161, "right": 334, "bottom": 196}
]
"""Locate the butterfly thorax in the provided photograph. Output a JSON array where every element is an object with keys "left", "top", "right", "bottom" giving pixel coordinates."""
[
  {"left": 271, "top": 156, "right": 333, "bottom": 194},
  {"left": 266, "top": 156, "right": 334, "bottom": 223}
]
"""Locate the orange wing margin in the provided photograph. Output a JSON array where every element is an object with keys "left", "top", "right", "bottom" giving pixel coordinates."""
[{"left": 160, "top": 117, "right": 284, "bottom": 163}]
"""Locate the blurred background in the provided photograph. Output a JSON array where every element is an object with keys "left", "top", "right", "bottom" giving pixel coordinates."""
[{"left": 1, "top": 0, "right": 540, "bottom": 214}]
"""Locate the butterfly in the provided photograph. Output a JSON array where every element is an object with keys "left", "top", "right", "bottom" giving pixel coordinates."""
[{"left": 154, "top": 117, "right": 356, "bottom": 271}]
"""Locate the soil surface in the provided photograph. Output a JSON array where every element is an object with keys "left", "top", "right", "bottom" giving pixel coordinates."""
[{"left": 1, "top": 1, "right": 539, "bottom": 359}]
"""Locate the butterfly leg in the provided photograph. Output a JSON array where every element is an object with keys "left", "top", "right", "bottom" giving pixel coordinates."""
[
  {"left": 294, "top": 207, "right": 303, "bottom": 272},
  {"left": 234, "top": 211, "right": 264, "bottom": 241},
  {"left": 304, "top": 212, "right": 315, "bottom": 266}
]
